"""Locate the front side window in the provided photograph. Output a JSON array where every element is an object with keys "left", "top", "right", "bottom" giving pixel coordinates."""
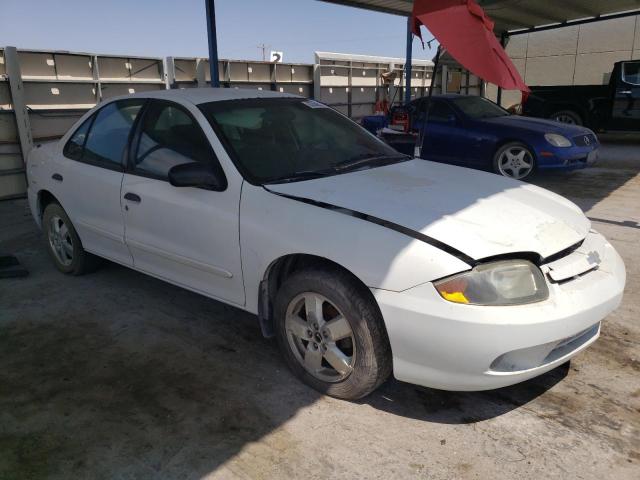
[
  {"left": 200, "top": 98, "right": 404, "bottom": 184},
  {"left": 83, "top": 100, "right": 144, "bottom": 168},
  {"left": 132, "top": 101, "right": 216, "bottom": 180},
  {"left": 622, "top": 62, "right": 640, "bottom": 86},
  {"left": 451, "top": 96, "right": 508, "bottom": 119}
]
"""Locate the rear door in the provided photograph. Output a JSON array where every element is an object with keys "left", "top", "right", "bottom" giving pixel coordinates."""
[
  {"left": 121, "top": 99, "right": 245, "bottom": 305},
  {"left": 610, "top": 61, "right": 640, "bottom": 131},
  {"left": 51, "top": 99, "right": 144, "bottom": 265}
]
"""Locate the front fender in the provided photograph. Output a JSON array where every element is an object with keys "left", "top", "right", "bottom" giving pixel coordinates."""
[{"left": 239, "top": 183, "right": 470, "bottom": 314}]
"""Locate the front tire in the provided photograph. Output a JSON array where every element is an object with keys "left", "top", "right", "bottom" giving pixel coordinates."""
[
  {"left": 43, "top": 203, "right": 101, "bottom": 275},
  {"left": 493, "top": 142, "right": 536, "bottom": 180},
  {"left": 274, "top": 268, "right": 392, "bottom": 400}
]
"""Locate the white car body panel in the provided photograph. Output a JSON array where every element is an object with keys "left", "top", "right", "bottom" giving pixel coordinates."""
[
  {"left": 28, "top": 140, "right": 133, "bottom": 266},
  {"left": 25, "top": 88, "right": 627, "bottom": 392},
  {"left": 121, "top": 173, "right": 245, "bottom": 305},
  {"left": 268, "top": 159, "right": 590, "bottom": 261},
  {"left": 239, "top": 182, "right": 471, "bottom": 315},
  {"left": 374, "top": 231, "right": 625, "bottom": 390},
  {"left": 120, "top": 101, "right": 245, "bottom": 305}
]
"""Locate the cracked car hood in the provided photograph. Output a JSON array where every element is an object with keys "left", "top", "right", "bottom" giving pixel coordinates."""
[{"left": 268, "top": 159, "right": 590, "bottom": 261}]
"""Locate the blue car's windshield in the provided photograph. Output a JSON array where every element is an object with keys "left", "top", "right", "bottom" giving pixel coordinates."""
[{"left": 452, "top": 96, "right": 510, "bottom": 119}]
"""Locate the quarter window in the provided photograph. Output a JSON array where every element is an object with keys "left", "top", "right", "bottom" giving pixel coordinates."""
[
  {"left": 132, "top": 101, "right": 216, "bottom": 180},
  {"left": 82, "top": 100, "right": 144, "bottom": 168},
  {"left": 63, "top": 116, "right": 93, "bottom": 161}
]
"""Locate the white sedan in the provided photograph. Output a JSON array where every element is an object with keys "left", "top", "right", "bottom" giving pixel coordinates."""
[{"left": 26, "top": 89, "right": 626, "bottom": 400}]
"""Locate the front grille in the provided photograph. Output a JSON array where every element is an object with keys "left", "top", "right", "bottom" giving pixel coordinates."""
[{"left": 573, "top": 133, "right": 597, "bottom": 147}]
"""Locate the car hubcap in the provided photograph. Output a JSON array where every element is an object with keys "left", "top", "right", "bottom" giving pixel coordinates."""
[
  {"left": 48, "top": 215, "right": 74, "bottom": 266},
  {"left": 498, "top": 147, "right": 533, "bottom": 179},
  {"left": 554, "top": 114, "right": 576, "bottom": 124},
  {"left": 285, "top": 292, "right": 356, "bottom": 382}
]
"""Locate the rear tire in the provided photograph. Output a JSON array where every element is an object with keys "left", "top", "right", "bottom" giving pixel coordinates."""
[
  {"left": 549, "top": 110, "right": 582, "bottom": 126},
  {"left": 43, "top": 203, "right": 101, "bottom": 275},
  {"left": 274, "top": 267, "right": 392, "bottom": 400}
]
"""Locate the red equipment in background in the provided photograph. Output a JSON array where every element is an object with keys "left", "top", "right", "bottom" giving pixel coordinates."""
[{"left": 411, "top": 0, "right": 529, "bottom": 101}]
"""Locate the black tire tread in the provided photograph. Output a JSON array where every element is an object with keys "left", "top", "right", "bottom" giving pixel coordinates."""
[
  {"left": 274, "top": 266, "right": 392, "bottom": 400},
  {"left": 42, "top": 203, "right": 101, "bottom": 276}
]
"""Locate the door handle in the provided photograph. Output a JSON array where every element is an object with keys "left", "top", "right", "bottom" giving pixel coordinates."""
[
  {"left": 618, "top": 90, "right": 633, "bottom": 95},
  {"left": 51, "top": 173, "right": 63, "bottom": 182},
  {"left": 124, "top": 192, "right": 141, "bottom": 203}
]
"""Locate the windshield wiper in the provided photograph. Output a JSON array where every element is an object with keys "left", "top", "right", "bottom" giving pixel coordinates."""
[
  {"left": 334, "top": 153, "right": 411, "bottom": 172},
  {"left": 264, "top": 169, "right": 335, "bottom": 184}
]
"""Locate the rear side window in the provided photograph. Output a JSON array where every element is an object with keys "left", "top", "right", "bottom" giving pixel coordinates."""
[
  {"left": 428, "top": 101, "right": 456, "bottom": 123},
  {"left": 81, "top": 100, "right": 144, "bottom": 168},
  {"left": 63, "top": 116, "right": 92, "bottom": 160},
  {"left": 132, "top": 100, "right": 217, "bottom": 180}
]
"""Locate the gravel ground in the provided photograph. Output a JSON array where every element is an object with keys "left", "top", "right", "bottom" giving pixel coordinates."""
[{"left": 0, "top": 140, "right": 638, "bottom": 480}]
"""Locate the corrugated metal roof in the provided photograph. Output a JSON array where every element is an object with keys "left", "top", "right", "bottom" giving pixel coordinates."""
[{"left": 318, "top": 0, "right": 640, "bottom": 33}]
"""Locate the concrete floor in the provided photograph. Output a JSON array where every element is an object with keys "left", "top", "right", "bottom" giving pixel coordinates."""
[{"left": 1, "top": 141, "right": 639, "bottom": 480}]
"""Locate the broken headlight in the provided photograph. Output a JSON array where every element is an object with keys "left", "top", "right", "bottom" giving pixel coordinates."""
[{"left": 434, "top": 260, "right": 549, "bottom": 306}]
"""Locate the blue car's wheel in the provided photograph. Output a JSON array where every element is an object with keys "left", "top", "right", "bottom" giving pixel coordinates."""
[{"left": 493, "top": 142, "right": 535, "bottom": 180}]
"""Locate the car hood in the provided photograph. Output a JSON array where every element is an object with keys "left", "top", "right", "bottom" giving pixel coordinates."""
[
  {"left": 482, "top": 115, "right": 592, "bottom": 135},
  {"left": 268, "top": 160, "right": 590, "bottom": 262}
]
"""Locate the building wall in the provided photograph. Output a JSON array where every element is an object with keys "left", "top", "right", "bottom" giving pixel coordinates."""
[{"left": 489, "top": 15, "right": 640, "bottom": 108}]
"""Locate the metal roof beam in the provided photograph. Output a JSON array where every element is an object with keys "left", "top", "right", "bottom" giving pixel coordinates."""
[{"left": 317, "top": 0, "right": 411, "bottom": 16}]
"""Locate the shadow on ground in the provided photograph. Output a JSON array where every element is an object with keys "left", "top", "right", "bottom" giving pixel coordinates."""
[
  {"left": 1, "top": 136, "right": 636, "bottom": 479},
  {"left": 0, "top": 217, "right": 564, "bottom": 480},
  {"left": 528, "top": 139, "right": 640, "bottom": 216},
  {"left": 364, "top": 363, "right": 569, "bottom": 424}
]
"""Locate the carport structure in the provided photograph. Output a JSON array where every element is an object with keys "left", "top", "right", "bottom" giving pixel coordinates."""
[
  {"left": 317, "top": 1, "right": 640, "bottom": 104},
  {"left": 206, "top": 1, "right": 640, "bottom": 103}
]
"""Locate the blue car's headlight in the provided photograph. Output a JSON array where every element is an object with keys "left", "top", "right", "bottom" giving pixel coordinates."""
[{"left": 545, "top": 133, "right": 572, "bottom": 147}]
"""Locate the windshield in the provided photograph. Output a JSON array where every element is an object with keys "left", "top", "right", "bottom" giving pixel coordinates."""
[
  {"left": 451, "top": 96, "right": 509, "bottom": 119},
  {"left": 200, "top": 98, "right": 405, "bottom": 183}
]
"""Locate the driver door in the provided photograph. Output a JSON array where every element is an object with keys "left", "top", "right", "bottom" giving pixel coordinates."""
[
  {"left": 121, "top": 99, "right": 245, "bottom": 305},
  {"left": 610, "top": 61, "right": 640, "bottom": 130},
  {"left": 420, "top": 100, "right": 472, "bottom": 165}
]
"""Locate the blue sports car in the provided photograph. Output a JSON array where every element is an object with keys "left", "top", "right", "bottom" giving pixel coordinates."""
[{"left": 363, "top": 94, "right": 599, "bottom": 180}]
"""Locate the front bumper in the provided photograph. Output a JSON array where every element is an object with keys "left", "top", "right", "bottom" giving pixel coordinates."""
[
  {"left": 373, "top": 232, "right": 626, "bottom": 391},
  {"left": 536, "top": 144, "right": 599, "bottom": 170}
]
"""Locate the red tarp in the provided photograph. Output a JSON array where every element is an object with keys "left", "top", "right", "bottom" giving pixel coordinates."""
[{"left": 412, "top": 0, "right": 529, "bottom": 101}]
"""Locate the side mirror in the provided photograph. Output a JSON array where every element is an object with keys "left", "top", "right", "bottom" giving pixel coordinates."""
[{"left": 168, "top": 162, "right": 227, "bottom": 191}]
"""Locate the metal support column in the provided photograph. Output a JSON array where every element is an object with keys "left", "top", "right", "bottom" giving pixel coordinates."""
[
  {"left": 496, "top": 33, "right": 507, "bottom": 106},
  {"left": 205, "top": 0, "right": 220, "bottom": 87},
  {"left": 404, "top": 15, "right": 413, "bottom": 105},
  {"left": 5, "top": 47, "right": 33, "bottom": 164}
]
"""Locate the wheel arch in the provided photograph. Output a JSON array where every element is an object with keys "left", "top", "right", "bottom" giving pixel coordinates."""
[
  {"left": 37, "top": 189, "right": 62, "bottom": 219},
  {"left": 545, "top": 103, "right": 586, "bottom": 124},
  {"left": 257, "top": 253, "right": 384, "bottom": 339}
]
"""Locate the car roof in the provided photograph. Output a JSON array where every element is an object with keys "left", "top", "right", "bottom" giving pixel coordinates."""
[
  {"left": 412, "top": 94, "right": 467, "bottom": 102},
  {"left": 109, "top": 87, "right": 300, "bottom": 106}
]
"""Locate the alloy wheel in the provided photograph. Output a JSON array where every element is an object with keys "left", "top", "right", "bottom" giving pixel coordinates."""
[
  {"left": 285, "top": 292, "right": 356, "bottom": 382},
  {"left": 553, "top": 113, "right": 577, "bottom": 124},
  {"left": 497, "top": 146, "right": 534, "bottom": 179},
  {"left": 48, "top": 215, "right": 74, "bottom": 266}
]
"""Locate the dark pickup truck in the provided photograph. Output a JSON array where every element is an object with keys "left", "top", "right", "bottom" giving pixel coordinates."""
[{"left": 523, "top": 60, "right": 640, "bottom": 132}]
